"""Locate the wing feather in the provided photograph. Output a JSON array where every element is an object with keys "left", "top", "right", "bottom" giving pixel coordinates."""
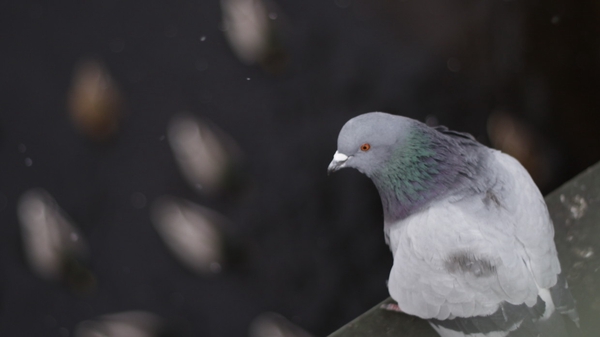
[{"left": 386, "top": 150, "right": 561, "bottom": 320}]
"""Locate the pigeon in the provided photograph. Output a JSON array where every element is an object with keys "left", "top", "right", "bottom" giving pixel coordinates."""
[{"left": 328, "top": 112, "right": 579, "bottom": 337}]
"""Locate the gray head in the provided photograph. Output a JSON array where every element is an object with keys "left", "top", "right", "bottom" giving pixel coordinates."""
[
  {"left": 328, "top": 112, "right": 483, "bottom": 221},
  {"left": 327, "top": 112, "right": 416, "bottom": 177}
]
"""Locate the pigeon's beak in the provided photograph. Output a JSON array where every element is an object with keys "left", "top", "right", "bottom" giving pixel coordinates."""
[{"left": 327, "top": 151, "right": 349, "bottom": 175}]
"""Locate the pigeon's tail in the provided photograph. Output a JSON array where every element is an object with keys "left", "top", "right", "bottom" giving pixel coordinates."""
[
  {"left": 550, "top": 273, "right": 580, "bottom": 329},
  {"left": 428, "top": 298, "right": 544, "bottom": 337},
  {"left": 536, "top": 308, "right": 570, "bottom": 337},
  {"left": 428, "top": 277, "right": 580, "bottom": 337}
]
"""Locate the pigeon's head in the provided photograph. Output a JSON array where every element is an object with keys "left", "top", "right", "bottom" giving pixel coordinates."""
[{"left": 328, "top": 112, "right": 415, "bottom": 177}]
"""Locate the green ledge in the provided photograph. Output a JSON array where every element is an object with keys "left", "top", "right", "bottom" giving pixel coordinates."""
[{"left": 329, "top": 162, "right": 600, "bottom": 337}]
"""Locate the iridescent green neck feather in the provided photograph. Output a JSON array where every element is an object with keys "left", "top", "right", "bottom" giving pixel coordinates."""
[{"left": 371, "top": 125, "right": 479, "bottom": 222}]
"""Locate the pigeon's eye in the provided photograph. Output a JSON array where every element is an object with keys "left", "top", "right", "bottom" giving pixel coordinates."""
[{"left": 360, "top": 143, "right": 371, "bottom": 152}]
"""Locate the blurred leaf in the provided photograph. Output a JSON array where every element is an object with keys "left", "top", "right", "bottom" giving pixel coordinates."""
[
  {"left": 249, "top": 312, "right": 314, "bottom": 337},
  {"left": 17, "top": 188, "right": 95, "bottom": 292},
  {"left": 221, "top": 0, "right": 289, "bottom": 73},
  {"left": 68, "top": 59, "right": 123, "bottom": 142},
  {"left": 151, "top": 196, "right": 231, "bottom": 275},
  {"left": 75, "top": 311, "right": 168, "bottom": 337},
  {"left": 167, "top": 113, "right": 244, "bottom": 196}
]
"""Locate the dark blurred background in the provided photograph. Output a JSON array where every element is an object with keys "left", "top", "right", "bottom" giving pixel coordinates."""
[{"left": 1, "top": 0, "right": 599, "bottom": 336}]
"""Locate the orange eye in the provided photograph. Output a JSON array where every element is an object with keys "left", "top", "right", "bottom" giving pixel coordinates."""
[{"left": 360, "top": 143, "right": 371, "bottom": 151}]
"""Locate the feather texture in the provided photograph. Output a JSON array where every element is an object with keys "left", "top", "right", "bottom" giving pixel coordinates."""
[{"left": 385, "top": 150, "right": 573, "bottom": 336}]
